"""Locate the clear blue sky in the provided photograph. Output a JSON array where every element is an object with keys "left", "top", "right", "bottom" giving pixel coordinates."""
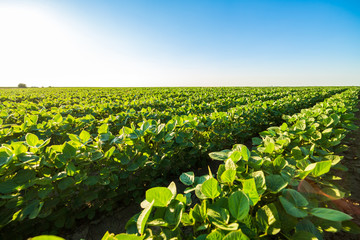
[{"left": 0, "top": 0, "right": 359, "bottom": 87}]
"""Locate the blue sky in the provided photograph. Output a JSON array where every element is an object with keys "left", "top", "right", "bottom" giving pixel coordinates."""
[{"left": 0, "top": 0, "right": 359, "bottom": 87}]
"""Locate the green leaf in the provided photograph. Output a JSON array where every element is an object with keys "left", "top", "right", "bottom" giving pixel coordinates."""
[
  {"left": 295, "top": 119, "right": 306, "bottom": 131},
  {"left": 104, "top": 146, "right": 115, "bottom": 158},
  {"left": 137, "top": 199, "right": 154, "bottom": 235},
  {"left": 201, "top": 178, "right": 221, "bottom": 199},
  {"left": 310, "top": 208, "right": 352, "bottom": 222},
  {"left": 296, "top": 219, "right": 323, "bottom": 240},
  {"left": 65, "top": 162, "right": 76, "bottom": 176},
  {"left": 0, "top": 180, "right": 18, "bottom": 194},
  {"left": 206, "top": 229, "right": 225, "bottom": 240},
  {"left": 209, "top": 151, "right": 229, "bottom": 161},
  {"left": 31, "top": 236, "right": 65, "bottom": 240},
  {"left": 228, "top": 190, "right": 250, "bottom": 221},
  {"left": 22, "top": 200, "right": 40, "bottom": 219},
  {"left": 311, "top": 160, "right": 332, "bottom": 177},
  {"left": 192, "top": 203, "right": 207, "bottom": 223},
  {"left": 0, "top": 147, "right": 14, "bottom": 167},
  {"left": 240, "top": 145, "right": 251, "bottom": 161},
  {"left": 280, "top": 122, "right": 288, "bottom": 131},
  {"left": 229, "top": 151, "right": 241, "bottom": 162},
  {"left": 242, "top": 178, "right": 260, "bottom": 206},
  {"left": 84, "top": 176, "right": 98, "bottom": 186},
  {"left": 223, "top": 230, "right": 250, "bottom": 240},
  {"left": 146, "top": 187, "right": 173, "bottom": 207},
  {"left": 279, "top": 196, "right": 307, "bottom": 218},
  {"left": 58, "top": 177, "right": 75, "bottom": 190},
  {"left": 53, "top": 113, "right": 63, "bottom": 123},
  {"left": 256, "top": 203, "right": 281, "bottom": 235},
  {"left": 250, "top": 171, "right": 266, "bottom": 195},
  {"left": 273, "top": 155, "right": 287, "bottom": 170},
  {"left": 98, "top": 124, "right": 109, "bottom": 134},
  {"left": 207, "top": 208, "right": 237, "bottom": 230},
  {"left": 282, "top": 189, "right": 308, "bottom": 207},
  {"left": 12, "top": 142, "right": 27, "bottom": 156},
  {"left": 29, "top": 202, "right": 44, "bottom": 219},
  {"left": 79, "top": 130, "right": 91, "bottom": 143},
  {"left": 265, "top": 175, "right": 288, "bottom": 193},
  {"left": 26, "top": 133, "right": 39, "bottom": 147},
  {"left": 180, "top": 172, "right": 195, "bottom": 186},
  {"left": 164, "top": 200, "right": 184, "bottom": 230},
  {"left": 112, "top": 234, "right": 144, "bottom": 240},
  {"left": 62, "top": 143, "right": 77, "bottom": 159},
  {"left": 180, "top": 212, "right": 194, "bottom": 226},
  {"left": 195, "top": 184, "right": 208, "bottom": 200},
  {"left": 252, "top": 137, "right": 262, "bottom": 145},
  {"left": 217, "top": 164, "right": 226, "bottom": 181},
  {"left": 264, "top": 138, "right": 275, "bottom": 154},
  {"left": 167, "top": 181, "right": 177, "bottom": 198},
  {"left": 220, "top": 170, "right": 236, "bottom": 184},
  {"left": 91, "top": 151, "right": 104, "bottom": 161}
]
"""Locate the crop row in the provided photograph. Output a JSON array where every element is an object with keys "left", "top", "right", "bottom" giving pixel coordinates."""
[
  {"left": 0, "top": 87, "right": 349, "bottom": 238},
  {"left": 0, "top": 87, "right": 316, "bottom": 122},
  {"left": 104, "top": 88, "right": 360, "bottom": 239},
  {"left": 0, "top": 88, "right": 343, "bottom": 146}
]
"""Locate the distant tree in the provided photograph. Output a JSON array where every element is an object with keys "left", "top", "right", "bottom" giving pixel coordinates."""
[{"left": 18, "top": 83, "right": 27, "bottom": 88}]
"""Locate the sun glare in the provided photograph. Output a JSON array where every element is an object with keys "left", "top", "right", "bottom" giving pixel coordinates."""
[{"left": 0, "top": 5, "right": 98, "bottom": 86}]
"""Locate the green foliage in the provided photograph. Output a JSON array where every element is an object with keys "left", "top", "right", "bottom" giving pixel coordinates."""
[
  {"left": 1, "top": 87, "right": 358, "bottom": 239},
  {"left": 103, "top": 88, "right": 358, "bottom": 239}
]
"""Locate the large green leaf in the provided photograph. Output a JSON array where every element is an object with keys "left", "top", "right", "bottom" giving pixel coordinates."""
[
  {"left": 281, "top": 189, "right": 308, "bottom": 207},
  {"left": 201, "top": 178, "right": 221, "bottom": 199},
  {"left": 310, "top": 208, "right": 352, "bottom": 222},
  {"left": 220, "top": 170, "right": 236, "bottom": 184},
  {"left": 265, "top": 175, "right": 288, "bottom": 193},
  {"left": 279, "top": 196, "right": 307, "bottom": 218},
  {"left": 228, "top": 190, "right": 249, "bottom": 221},
  {"left": 146, "top": 187, "right": 173, "bottom": 207},
  {"left": 26, "top": 133, "right": 39, "bottom": 147},
  {"left": 242, "top": 178, "right": 260, "bottom": 206},
  {"left": 229, "top": 151, "right": 241, "bottom": 162},
  {"left": 311, "top": 160, "right": 332, "bottom": 177},
  {"left": 79, "top": 130, "right": 91, "bottom": 143}
]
